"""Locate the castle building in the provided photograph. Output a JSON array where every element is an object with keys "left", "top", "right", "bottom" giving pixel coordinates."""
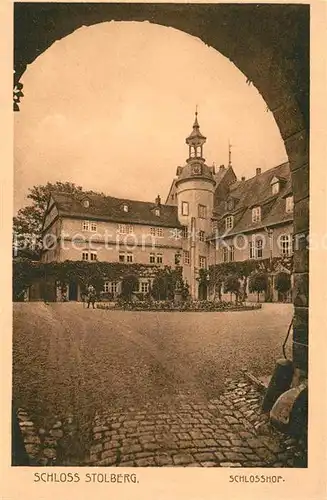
[{"left": 41, "top": 112, "right": 294, "bottom": 301}]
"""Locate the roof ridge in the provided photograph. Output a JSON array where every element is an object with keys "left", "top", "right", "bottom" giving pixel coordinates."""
[
  {"left": 229, "top": 161, "right": 289, "bottom": 190},
  {"left": 50, "top": 190, "right": 176, "bottom": 208}
]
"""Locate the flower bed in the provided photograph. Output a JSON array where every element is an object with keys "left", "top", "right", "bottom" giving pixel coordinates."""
[{"left": 96, "top": 300, "right": 262, "bottom": 312}]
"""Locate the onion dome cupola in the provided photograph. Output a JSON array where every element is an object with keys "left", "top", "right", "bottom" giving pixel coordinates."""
[{"left": 186, "top": 109, "right": 207, "bottom": 162}]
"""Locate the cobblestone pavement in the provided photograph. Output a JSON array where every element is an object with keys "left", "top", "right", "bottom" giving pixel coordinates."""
[
  {"left": 17, "top": 376, "right": 307, "bottom": 468},
  {"left": 84, "top": 376, "right": 307, "bottom": 468}
]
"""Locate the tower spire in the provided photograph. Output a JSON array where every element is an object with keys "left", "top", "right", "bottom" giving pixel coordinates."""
[
  {"left": 186, "top": 108, "right": 206, "bottom": 161},
  {"left": 193, "top": 105, "right": 199, "bottom": 128}
]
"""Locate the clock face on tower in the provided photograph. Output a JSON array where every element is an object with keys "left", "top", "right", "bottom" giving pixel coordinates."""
[{"left": 192, "top": 164, "right": 202, "bottom": 175}]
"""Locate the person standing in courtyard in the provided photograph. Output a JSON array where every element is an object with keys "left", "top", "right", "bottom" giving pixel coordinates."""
[{"left": 87, "top": 284, "right": 96, "bottom": 309}]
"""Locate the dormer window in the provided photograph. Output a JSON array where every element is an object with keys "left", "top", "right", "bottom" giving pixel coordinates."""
[
  {"left": 252, "top": 206, "right": 261, "bottom": 223},
  {"left": 286, "top": 195, "right": 294, "bottom": 213},
  {"left": 272, "top": 183, "right": 279, "bottom": 195},
  {"left": 227, "top": 199, "right": 234, "bottom": 211},
  {"left": 225, "top": 215, "right": 234, "bottom": 230},
  {"left": 123, "top": 204, "right": 129, "bottom": 213},
  {"left": 155, "top": 208, "right": 160, "bottom": 217},
  {"left": 270, "top": 176, "right": 280, "bottom": 195},
  {"left": 83, "top": 199, "right": 90, "bottom": 208}
]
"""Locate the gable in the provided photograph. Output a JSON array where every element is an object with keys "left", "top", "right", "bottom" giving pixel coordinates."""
[{"left": 42, "top": 201, "right": 59, "bottom": 232}]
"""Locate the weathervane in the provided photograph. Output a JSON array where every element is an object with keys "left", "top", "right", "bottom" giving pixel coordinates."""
[{"left": 228, "top": 140, "right": 233, "bottom": 167}]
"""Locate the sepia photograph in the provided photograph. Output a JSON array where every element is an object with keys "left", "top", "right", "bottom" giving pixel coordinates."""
[{"left": 12, "top": 2, "right": 310, "bottom": 475}]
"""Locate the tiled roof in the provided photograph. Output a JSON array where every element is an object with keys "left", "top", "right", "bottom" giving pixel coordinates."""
[
  {"left": 50, "top": 192, "right": 182, "bottom": 228},
  {"left": 213, "top": 166, "right": 229, "bottom": 185},
  {"left": 215, "top": 162, "right": 293, "bottom": 236}
]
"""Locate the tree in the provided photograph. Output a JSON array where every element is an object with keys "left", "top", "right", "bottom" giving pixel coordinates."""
[
  {"left": 151, "top": 267, "right": 174, "bottom": 300},
  {"left": 249, "top": 271, "right": 269, "bottom": 303},
  {"left": 223, "top": 274, "right": 240, "bottom": 303},
  {"left": 13, "top": 182, "right": 104, "bottom": 260},
  {"left": 150, "top": 266, "right": 189, "bottom": 301},
  {"left": 274, "top": 272, "right": 291, "bottom": 302},
  {"left": 121, "top": 274, "right": 139, "bottom": 301}
]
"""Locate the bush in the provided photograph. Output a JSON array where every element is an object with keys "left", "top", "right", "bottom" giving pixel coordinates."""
[
  {"left": 249, "top": 271, "right": 269, "bottom": 302},
  {"left": 274, "top": 272, "right": 291, "bottom": 302},
  {"left": 223, "top": 274, "right": 241, "bottom": 303},
  {"left": 121, "top": 275, "right": 139, "bottom": 301}
]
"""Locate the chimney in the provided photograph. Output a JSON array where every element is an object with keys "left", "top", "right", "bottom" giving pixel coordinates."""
[
  {"left": 155, "top": 194, "right": 161, "bottom": 206},
  {"left": 241, "top": 176, "right": 246, "bottom": 181},
  {"left": 256, "top": 168, "right": 262, "bottom": 176},
  {"left": 219, "top": 164, "right": 225, "bottom": 171}
]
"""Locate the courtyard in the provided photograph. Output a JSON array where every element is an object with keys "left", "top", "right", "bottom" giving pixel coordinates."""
[{"left": 13, "top": 302, "right": 304, "bottom": 466}]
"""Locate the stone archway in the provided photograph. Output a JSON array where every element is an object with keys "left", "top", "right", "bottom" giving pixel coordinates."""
[{"left": 14, "top": 3, "right": 309, "bottom": 373}]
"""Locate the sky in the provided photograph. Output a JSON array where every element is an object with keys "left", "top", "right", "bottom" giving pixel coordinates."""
[{"left": 14, "top": 21, "right": 287, "bottom": 213}]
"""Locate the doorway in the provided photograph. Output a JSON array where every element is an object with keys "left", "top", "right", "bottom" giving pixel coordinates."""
[{"left": 68, "top": 282, "right": 78, "bottom": 301}]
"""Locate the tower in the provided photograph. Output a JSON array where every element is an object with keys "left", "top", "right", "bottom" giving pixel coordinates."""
[{"left": 175, "top": 111, "right": 216, "bottom": 299}]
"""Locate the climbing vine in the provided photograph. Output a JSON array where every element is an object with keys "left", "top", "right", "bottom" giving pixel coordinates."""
[
  {"left": 13, "top": 259, "right": 158, "bottom": 300},
  {"left": 209, "top": 256, "right": 293, "bottom": 284}
]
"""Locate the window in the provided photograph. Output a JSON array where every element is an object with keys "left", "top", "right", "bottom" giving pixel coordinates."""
[
  {"left": 249, "top": 242, "right": 255, "bottom": 259},
  {"left": 83, "top": 199, "right": 90, "bottom": 208},
  {"left": 118, "top": 224, "right": 133, "bottom": 234},
  {"left": 286, "top": 196, "right": 294, "bottom": 213},
  {"left": 82, "top": 220, "right": 90, "bottom": 231},
  {"left": 256, "top": 239, "right": 263, "bottom": 258},
  {"left": 225, "top": 216, "right": 234, "bottom": 230},
  {"left": 190, "top": 147, "right": 195, "bottom": 158},
  {"left": 140, "top": 281, "right": 149, "bottom": 294},
  {"left": 280, "top": 235, "right": 292, "bottom": 256},
  {"left": 227, "top": 199, "right": 234, "bottom": 211},
  {"left": 199, "top": 230, "right": 205, "bottom": 242},
  {"left": 222, "top": 247, "right": 228, "bottom": 263},
  {"left": 104, "top": 282, "right": 118, "bottom": 294},
  {"left": 252, "top": 206, "right": 261, "bottom": 223},
  {"left": 183, "top": 250, "right": 190, "bottom": 265},
  {"left": 272, "top": 182, "right": 279, "bottom": 195},
  {"left": 150, "top": 227, "right": 164, "bottom": 237},
  {"left": 229, "top": 245, "right": 235, "bottom": 262},
  {"left": 199, "top": 256, "right": 207, "bottom": 269},
  {"left": 181, "top": 201, "right": 189, "bottom": 216},
  {"left": 118, "top": 252, "right": 133, "bottom": 263},
  {"left": 82, "top": 251, "right": 97, "bottom": 261},
  {"left": 90, "top": 221, "right": 97, "bottom": 232},
  {"left": 156, "top": 253, "right": 163, "bottom": 264},
  {"left": 198, "top": 204, "right": 207, "bottom": 218},
  {"left": 126, "top": 253, "right": 133, "bottom": 263},
  {"left": 196, "top": 147, "right": 202, "bottom": 157},
  {"left": 183, "top": 226, "right": 189, "bottom": 239},
  {"left": 249, "top": 238, "right": 263, "bottom": 259},
  {"left": 155, "top": 209, "right": 160, "bottom": 217},
  {"left": 123, "top": 204, "right": 129, "bottom": 212},
  {"left": 211, "top": 220, "right": 218, "bottom": 234},
  {"left": 149, "top": 253, "right": 156, "bottom": 264}
]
